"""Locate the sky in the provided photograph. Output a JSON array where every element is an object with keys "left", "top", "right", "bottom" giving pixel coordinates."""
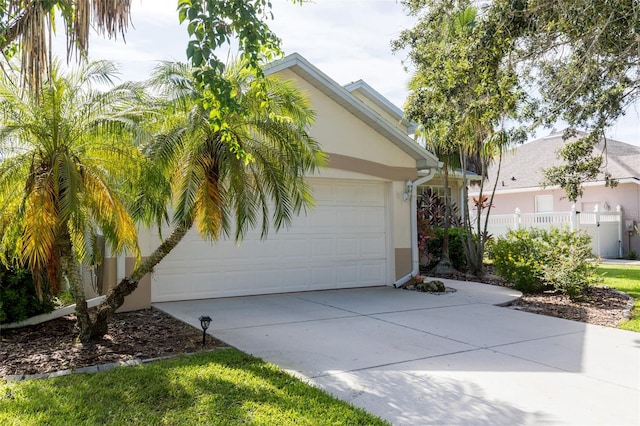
[{"left": 57, "top": 0, "right": 640, "bottom": 145}]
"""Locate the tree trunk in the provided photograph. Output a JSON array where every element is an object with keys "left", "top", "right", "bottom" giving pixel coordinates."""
[
  {"left": 90, "top": 224, "right": 191, "bottom": 339},
  {"left": 441, "top": 163, "right": 451, "bottom": 262},
  {"left": 60, "top": 234, "right": 93, "bottom": 343},
  {"left": 433, "top": 162, "right": 455, "bottom": 275}
]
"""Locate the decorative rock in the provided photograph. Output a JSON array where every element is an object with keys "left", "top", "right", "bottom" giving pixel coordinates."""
[{"left": 416, "top": 280, "right": 446, "bottom": 292}]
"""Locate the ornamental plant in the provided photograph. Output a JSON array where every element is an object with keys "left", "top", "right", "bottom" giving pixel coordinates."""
[{"left": 488, "top": 227, "right": 601, "bottom": 299}]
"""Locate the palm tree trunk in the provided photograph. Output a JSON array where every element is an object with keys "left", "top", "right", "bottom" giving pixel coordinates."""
[
  {"left": 90, "top": 223, "right": 191, "bottom": 339},
  {"left": 442, "top": 164, "right": 451, "bottom": 263},
  {"left": 59, "top": 233, "right": 93, "bottom": 343}
]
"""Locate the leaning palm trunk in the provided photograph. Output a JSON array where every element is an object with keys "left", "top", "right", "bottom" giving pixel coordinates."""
[{"left": 90, "top": 223, "right": 190, "bottom": 339}]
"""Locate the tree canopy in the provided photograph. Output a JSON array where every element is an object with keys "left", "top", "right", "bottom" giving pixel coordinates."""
[
  {"left": 0, "top": 60, "right": 149, "bottom": 341},
  {"left": 481, "top": 0, "right": 640, "bottom": 200},
  {"left": 394, "top": 0, "right": 525, "bottom": 276},
  {"left": 0, "top": 0, "right": 131, "bottom": 89}
]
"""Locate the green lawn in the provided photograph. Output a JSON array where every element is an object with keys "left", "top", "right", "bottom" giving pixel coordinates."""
[
  {"left": 0, "top": 349, "right": 388, "bottom": 426},
  {"left": 598, "top": 264, "right": 640, "bottom": 332}
]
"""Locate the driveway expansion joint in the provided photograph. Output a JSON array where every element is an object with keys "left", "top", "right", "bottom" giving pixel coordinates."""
[{"left": 307, "top": 347, "right": 486, "bottom": 379}]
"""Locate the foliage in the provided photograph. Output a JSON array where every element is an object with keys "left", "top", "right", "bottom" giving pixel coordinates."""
[
  {"left": 145, "top": 60, "right": 325, "bottom": 239},
  {"left": 488, "top": 227, "right": 601, "bottom": 299},
  {"left": 0, "top": 349, "right": 389, "bottom": 425},
  {"left": 417, "top": 187, "right": 460, "bottom": 269},
  {"left": 417, "top": 187, "right": 461, "bottom": 228},
  {"left": 0, "top": 1, "right": 132, "bottom": 90},
  {"left": 395, "top": 0, "right": 525, "bottom": 276},
  {"left": 0, "top": 60, "right": 149, "bottom": 341},
  {"left": 177, "top": 0, "right": 302, "bottom": 165},
  {"left": 422, "top": 227, "right": 468, "bottom": 272},
  {"left": 90, "top": 59, "right": 325, "bottom": 339},
  {"left": 480, "top": 0, "right": 640, "bottom": 200},
  {"left": 0, "top": 263, "right": 53, "bottom": 324},
  {"left": 625, "top": 250, "right": 638, "bottom": 261},
  {"left": 598, "top": 264, "right": 640, "bottom": 332}
]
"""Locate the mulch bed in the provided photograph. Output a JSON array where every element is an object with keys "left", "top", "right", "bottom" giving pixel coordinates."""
[
  {"left": 509, "top": 286, "right": 634, "bottom": 327},
  {"left": 0, "top": 309, "right": 228, "bottom": 378},
  {"left": 426, "top": 267, "right": 635, "bottom": 328}
]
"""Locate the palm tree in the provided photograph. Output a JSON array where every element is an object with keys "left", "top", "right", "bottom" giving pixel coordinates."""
[
  {"left": 0, "top": 1, "right": 131, "bottom": 90},
  {"left": 414, "top": 122, "right": 461, "bottom": 274},
  {"left": 90, "top": 59, "right": 326, "bottom": 338},
  {"left": 0, "top": 59, "right": 148, "bottom": 342}
]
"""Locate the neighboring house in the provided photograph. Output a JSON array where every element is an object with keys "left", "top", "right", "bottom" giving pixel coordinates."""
[
  {"left": 99, "top": 53, "right": 441, "bottom": 310},
  {"left": 470, "top": 130, "right": 640, "bottom": 257}
]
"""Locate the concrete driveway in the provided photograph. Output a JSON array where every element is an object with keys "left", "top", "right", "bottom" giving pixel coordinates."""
[{"left": 155, "top": 280, "right": 640, "bottom": 425}]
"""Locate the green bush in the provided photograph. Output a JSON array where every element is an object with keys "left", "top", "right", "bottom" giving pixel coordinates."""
[
  {"left": 423, "top": 227, "right": 468, "bottom": 272},
  {"left": 488, "top": 227, "right": 600, "bottom": 299},
  {"left": 0, "top": 264, "right": 53, "bottom": 324}
]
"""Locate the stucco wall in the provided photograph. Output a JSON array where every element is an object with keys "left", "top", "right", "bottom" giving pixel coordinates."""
[{"left": 276, "top": 69, "right": 417, "bottom": 169}]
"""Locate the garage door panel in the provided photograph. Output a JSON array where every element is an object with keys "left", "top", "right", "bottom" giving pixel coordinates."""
[
  {"left": 359, "top": 209, "right": 385, "bottom": 229},
  {"left": 336, "top": 265, "right": 358, "bottom": 286},
  {"left": 310, "top": 206, "right": 334, "bottom": 228},
  {"left": 336, "top": 238, "right": 359, "bottom": 256},
  {"left": 361, "top": 261, "right": 385, "bottom": 283},
  {"left": 152, "top": 179, "right": 388, "bottom": 301},
  {"left": 311, "top": 266, "right": 335, "bottom": 289},
  {"left": 311, "top": 182, "right": 334, "bottom": 202},
  {"left": 282, "top": 238, "right": 310, "bottom": 258},
  {"left": 334, "top": 184, "right": 359, "bottom": 203},
  {"left": 360, "top": 236, "right": 386, "bottom": 257},
  {"left": 357, "top": 184, "right": 385, "bottom": 205},
  {"left": 311, "top": 239, "right": 333, "bottom": 257}
]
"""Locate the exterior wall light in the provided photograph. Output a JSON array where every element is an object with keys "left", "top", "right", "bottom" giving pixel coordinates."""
[
  {"left": 199, "top": 315, "right": 212, "bottom": 347},
  {"left": 403, "top": 180, "right": 414, "bottom": 201}
]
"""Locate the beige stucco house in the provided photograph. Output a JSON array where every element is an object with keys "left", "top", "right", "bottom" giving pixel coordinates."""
[
  {"left": 471, "top": 130, "right": 640, "bottom": 257},
  {"left": 98, "top": 53, "right": 441, "bottom": 310}
]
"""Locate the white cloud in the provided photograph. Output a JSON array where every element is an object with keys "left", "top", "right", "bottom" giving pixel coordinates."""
[{"left": 48, "top": 0, "right": 639, "bottom": 145}]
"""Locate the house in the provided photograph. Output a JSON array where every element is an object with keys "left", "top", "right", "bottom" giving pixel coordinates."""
[
  {"left": 344, "top": 80, "right": 479, "bottom": 216},
  {"left": 98, "top": 53, "right": 441, "bottom": 310},
  {"left": 471, "top": 130, "right": 640, "bottom": 257}
]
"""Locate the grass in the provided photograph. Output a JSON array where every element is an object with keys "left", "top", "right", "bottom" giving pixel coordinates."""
[
  {"left": 598, "top": 263, "right": 640, "bottom": 332},
  {"left": 0, "top": 349, "right": 388, "bottom": 426}
]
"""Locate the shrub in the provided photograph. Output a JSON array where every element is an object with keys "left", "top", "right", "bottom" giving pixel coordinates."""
[
  {"left": 488, "top": 227, "right": 600, "bottom": 299},
  {"left": 0, "top": 264, "right": 54, "bottom": 324},
  {"left": 423, "top": 227, "right": 468, "bottom": 272}
]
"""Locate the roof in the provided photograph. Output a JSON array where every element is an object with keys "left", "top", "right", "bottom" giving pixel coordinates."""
[
  {"left": 483, "top": 130, "right": 640, "bottom": 192},
  {"left": 343, "top": 79, "right": 418, "bottom": 134},
  {"left": 264, "top": 53, "right": 440, "bottom": 170}
]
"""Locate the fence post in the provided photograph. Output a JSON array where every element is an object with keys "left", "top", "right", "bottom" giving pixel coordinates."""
[
  {"left": 617, "top": 205, "right": 623, "bottom": 258},
  {"left": 570, "top": 204, "right": 578, "bottom": 232},
  {"left": 594, "top": 204, "right": 601, "bottom": 257},
  {"left": 514, "top": 208, "right": 521, "bottom": 230}
]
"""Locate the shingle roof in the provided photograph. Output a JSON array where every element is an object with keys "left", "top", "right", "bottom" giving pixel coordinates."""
[{"left": 486, "top": 130, "right": 640, "bottom": 191}]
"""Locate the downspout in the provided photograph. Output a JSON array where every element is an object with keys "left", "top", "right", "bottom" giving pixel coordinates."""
[{"left": 393, "top": 171, "right": 436, "bottom": 287}]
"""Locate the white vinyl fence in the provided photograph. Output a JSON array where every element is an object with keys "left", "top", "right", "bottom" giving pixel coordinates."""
[{"left": 475, "top": 205, "right": 623, "bottom": 258}]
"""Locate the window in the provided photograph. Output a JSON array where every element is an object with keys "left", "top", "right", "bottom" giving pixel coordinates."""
[
  {"left": 535, "top": 195, "right": 553, "bottom": 213},
  {"left": 417, "top": 185, "right": 453, "bottom": 205}
]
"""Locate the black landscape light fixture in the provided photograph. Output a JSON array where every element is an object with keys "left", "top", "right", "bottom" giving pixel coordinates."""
[{"left": 199, "top": 315, "right": 212, "bottom": 347}]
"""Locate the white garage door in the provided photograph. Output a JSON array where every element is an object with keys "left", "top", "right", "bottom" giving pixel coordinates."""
[{"left": 151, "top": 179, "right": 388, "bottom": 302}]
